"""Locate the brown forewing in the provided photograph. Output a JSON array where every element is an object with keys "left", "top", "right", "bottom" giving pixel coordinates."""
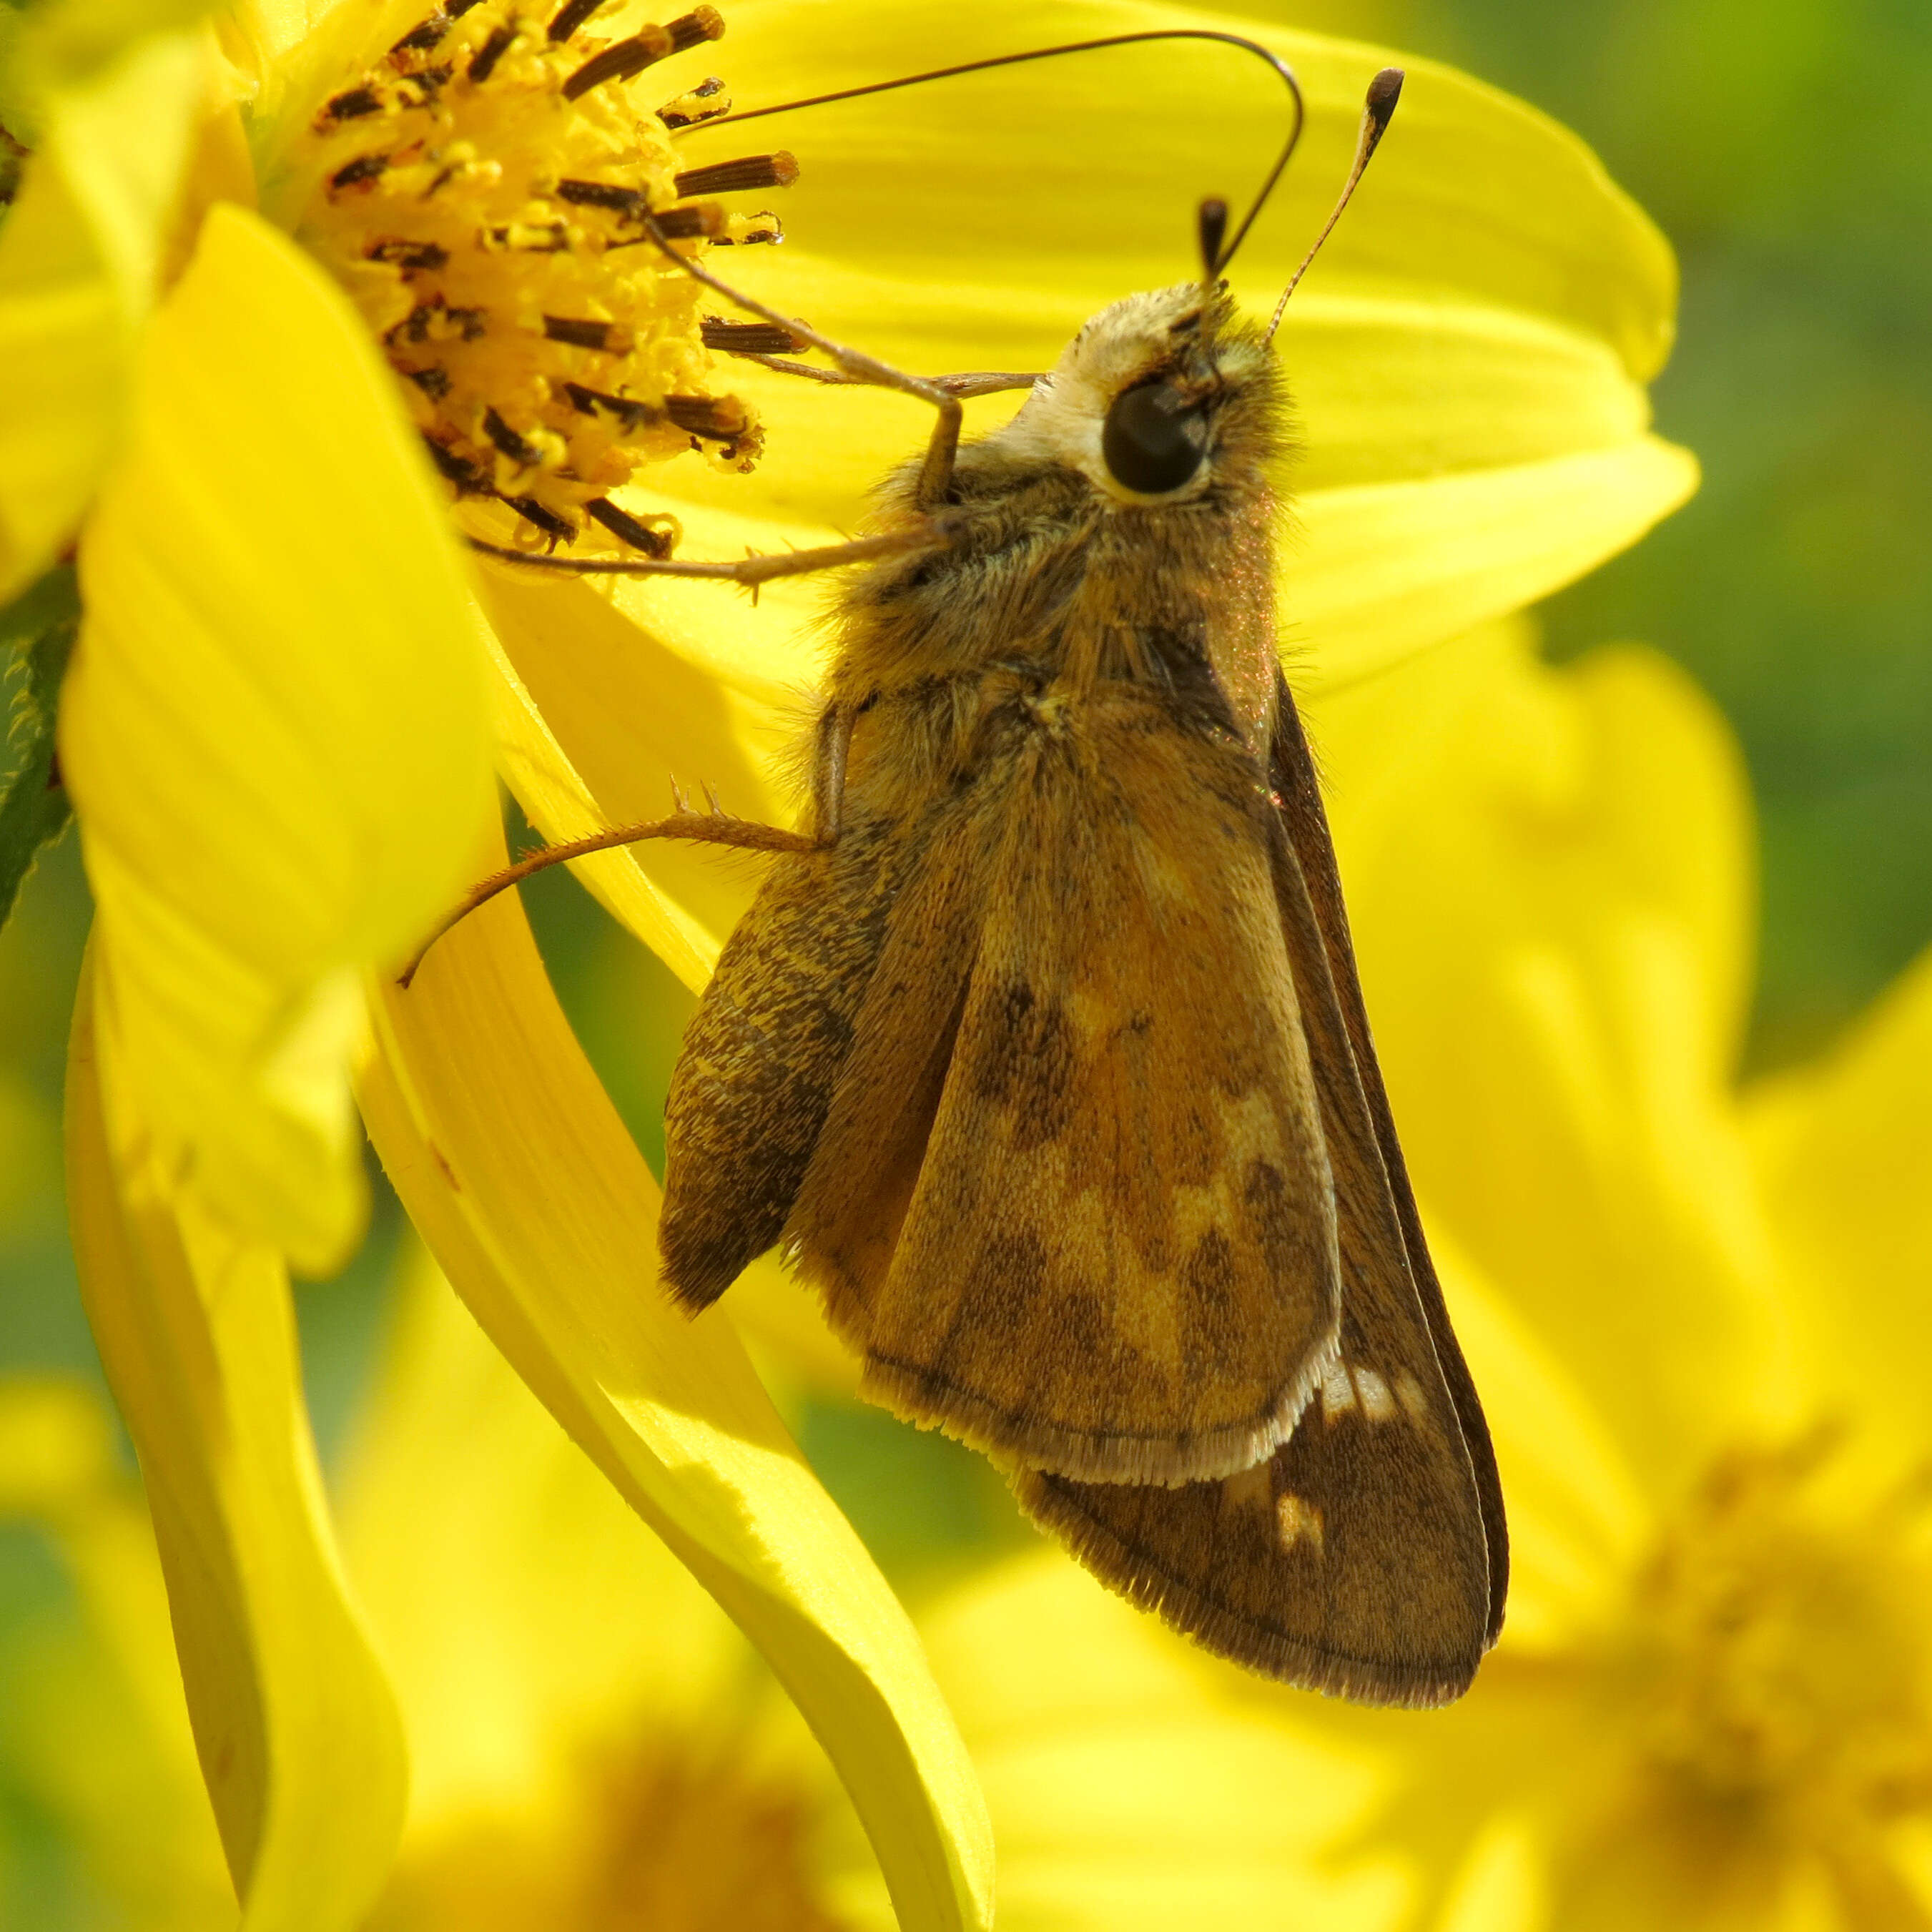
[
  {"left": 789, "top": 682, "right": 1342, "bottom": 1487},
  {"left": 1010, "top": 679, "right": 1502, "bottom": 1703}
]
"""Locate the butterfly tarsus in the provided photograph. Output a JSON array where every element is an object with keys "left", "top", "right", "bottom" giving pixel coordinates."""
[{"left": 395, "top": 809, "right": 828, "bottom": 989}]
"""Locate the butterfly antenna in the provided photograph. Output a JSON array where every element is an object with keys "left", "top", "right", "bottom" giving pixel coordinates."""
[
  {"left": 1198, "top": 197, "right": 1231, "bottom": 292},
  {"left": 1266, "top": 67, "right": 1404, "bottom": 340},
  {"left": 688, "top": 31, "right": 1305, "bottom": 278}
]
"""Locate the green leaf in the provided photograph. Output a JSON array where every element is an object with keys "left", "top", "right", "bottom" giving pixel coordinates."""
[{"left": 1, "top": 557, "right": 77, "bottom": 929}]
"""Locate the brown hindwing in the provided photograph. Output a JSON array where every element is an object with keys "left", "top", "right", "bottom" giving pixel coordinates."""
[
  {"left": 789, "top": 681, "right": 1342, "bottom": 1486},
  {"left": 1010, "top": 678, "right": 1502, "bottom": 1703}
]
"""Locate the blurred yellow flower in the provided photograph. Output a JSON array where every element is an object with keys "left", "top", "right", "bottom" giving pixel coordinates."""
[
  {"left": 0, "top": 1247, "right": 1365, "bottom": 1932},
  {"left": 4, "top": 0, "right": 1709, "bottom": 1923}
]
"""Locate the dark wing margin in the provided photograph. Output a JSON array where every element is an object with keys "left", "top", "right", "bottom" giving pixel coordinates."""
[{"left": 1268, "top": 671, "right": 1509, "bottom": 1646}]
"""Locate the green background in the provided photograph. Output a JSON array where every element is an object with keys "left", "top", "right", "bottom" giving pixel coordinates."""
[{"left": 4, "top": 0, "right": 1930, "bottom": 1918}]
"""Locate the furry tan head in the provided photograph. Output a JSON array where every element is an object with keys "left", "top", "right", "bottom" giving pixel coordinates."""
[{"left": 978, "top": 282, "right": 1284, "bottom": 507}]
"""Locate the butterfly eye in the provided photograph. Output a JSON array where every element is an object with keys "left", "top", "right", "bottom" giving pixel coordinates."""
[{"left": 1101, "top": 380, "right": 1210, "bottom": 495}]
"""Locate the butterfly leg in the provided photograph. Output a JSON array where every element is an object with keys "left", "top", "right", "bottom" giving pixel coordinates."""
[
  {"left": 398, "top": 709, "right": 857, "bottom": 986},
  {"left": 395, "top": 809, "right": 823, "bottom": 988}
]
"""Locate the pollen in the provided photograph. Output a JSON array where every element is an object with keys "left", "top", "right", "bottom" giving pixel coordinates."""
[
  {"left": 1597, "top": 1432, "right": 1932, "bottom": 1908},
  {"left": 289, "top": 0, "right": 796, "bottom": 557}
]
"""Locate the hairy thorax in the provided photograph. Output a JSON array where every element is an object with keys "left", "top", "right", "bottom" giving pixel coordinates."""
[{"left": 823, "top": 439, "right": 1283, "bottom": 825}]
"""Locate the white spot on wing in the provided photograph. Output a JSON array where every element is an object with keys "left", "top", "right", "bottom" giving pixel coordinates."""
[
  {"left": 1276, "top": 1493, "right": 1325, "bottom": 1555},
  {"left": 1353, "top": 1368, "right": 1396, "bottom": 1421},
  {"left": 1395, "top": 1369, "right": 1431, "bottom": 1424},
  {"left": 1320, "top": 1364, "right": 1356, "bottom": 1421}
]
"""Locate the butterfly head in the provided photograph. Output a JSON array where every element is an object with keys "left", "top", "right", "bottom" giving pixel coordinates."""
[{"left": 985, "top": 280, "right": 1284, "bottom": 509}]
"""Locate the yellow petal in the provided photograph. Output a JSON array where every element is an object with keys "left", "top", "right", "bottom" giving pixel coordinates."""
[
  {"left": 65, "top": 952, "right": 408, "bottom": 1931},
  {"left": 1286, "top": 438, "right": 1698, "bottom": 691},
  {"left": 1748, "top": 943, "right": 1932, "bottom": 1471},
  {"left": 1421, "top": 1218, "right": 1648, "bottom": 1650},
  {"left": 714, "top": 1, "right": 1671, "bottom": 366},
  {"left": 61, "top": 201, "right": 494, "bottom": 1271},
  {"left": 817, "top": 1548, "right": 1398, "bottom": 1932},
  {"left": 1306, "top": 618, "right": 1790, "bottom": 1482},
  {"left": 0, "top": 28, "right": 202, "bottom": 598},
  {"left": 0, "top": 1376, "right": 239, "bottom": 1928},
  {"left": 338, "top": 1241, "right": 753, "bottom": 1832},
  {"left": 358, "top": 835, "right": 994, "bottom": 1932},
  {"left": 614, "top": 2, "right": 1687, "bottom": 664},
  {"left": 473, "top": 571, "right": 754, "bottom": 987}
]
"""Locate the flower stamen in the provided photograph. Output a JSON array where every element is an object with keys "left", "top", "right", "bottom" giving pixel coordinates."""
[
  {"left": 673, "top": 152, "right": 799, "bottom": 196},
  {"left": 546, "top": 0, "right": 608, "bottom": 43},
  {"left": 701, "top": 318, "right": 807, "bottom": 353},
  {"left": 292, "top": 0, "right": 778, "bottom": 554},
  {"left": 562, "top": 7, "right": 722, "bottom": 101},
  {"left": 658, "top": 77, "right": 731, "bottom": 128}
]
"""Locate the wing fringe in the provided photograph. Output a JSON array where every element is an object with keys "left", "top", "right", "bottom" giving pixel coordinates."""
[{"left": 1014, "top": 1466, "right": 1482, "bottom": 1709}]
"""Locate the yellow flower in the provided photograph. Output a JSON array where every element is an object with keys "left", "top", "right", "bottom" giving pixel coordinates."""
[
  {"left": 5, "top": 1, "right": 1703, "bottom": 1923},
  {"left": 846, "top": 618, "right": 1932, "bottom": 1932},
  {"left": 0, "top": 1246, "right": 1366, "bottom": 1930}
]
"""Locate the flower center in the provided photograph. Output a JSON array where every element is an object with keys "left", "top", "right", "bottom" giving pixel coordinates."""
[
  {"left": 1604, "top": 1434, "right": 1932, "bottom": 1901},
  {"left": 373, "top": 1736, "right": 844, "bottom": 1931},
  {"left": 290, "top": 0, "right": 799, "bottom": 558}
]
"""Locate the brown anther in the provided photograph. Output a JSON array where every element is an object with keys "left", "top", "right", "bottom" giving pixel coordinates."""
[
  {"left": 701, "top": 317, "right": 806, "bottom": 354},
  {"left": 664, "top": 393, "right": 746, "bottom": 438},
  {"left": 391, "top": 11, "right": 452, "bottom": 54},
  {"left": 713, "top": 210, "right": 782, "bottom": 246},
  {"left": 554, "top": 177, "right": 649, "bottom": 216},
  {"left": 503, "top": 496, "right": 576, "bottom": 542},
  {"left": 368, "top": 238, "right": 449, "bottom": 270},
  {"left": 643, "top": 204, "right": 724, "bottom": 240},
  {"left": 466, "top": 22, "right": 517, "bottom": 82},
  {"left": 657, "top": 75, "right": 728, "bottom": 128},
  {"left": 543, "top": 315, "right": 617, "bottom": 350},
  {"left": 423, "top": 436, "right": 488, "bottom": 493},
  {"left": 672, "top": 151, "right": 797, "bottom": 197},
  {"left": 561, "top": 23, "right": 674, "bottom": 100},
  {"left": 319, "top": 85, "right": 381, "bottom": 127},
  {"left": 483, "top": 221, "right": 570, "bottom": 252},
  {"left": 584, "top": 497, "right": 675, "bottom": 555},
  {"left": 405, "top": 366, "right": 452, "bottom": 399},
  {"left": 665, "top": 6, "right": 725, "bottom": 52},
  {"left": 402, "top": 61, "right": 455, "bottom": 101},
  {"left": 388, "top": 297, "right": 488, "bottom": 345},
  {"left": 483, "top": 407, "right": 541, "bottom": 465},
  {"left": 563, "top": 381, "right": 654, "bottom": 430},
  {"left": 329, "top": 152, "right": 390, "bottom": 192},
  {"left": 547, "top": 0, "right": 606, "bottom": 40}
]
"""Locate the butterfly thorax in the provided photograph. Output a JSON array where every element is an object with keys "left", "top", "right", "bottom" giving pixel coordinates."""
[{"left": 822, "top": 284, "right": 1289, "bottom": 827}]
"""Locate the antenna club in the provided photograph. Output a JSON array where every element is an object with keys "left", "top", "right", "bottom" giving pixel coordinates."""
[
  {"left": 1198, "top": 197, "right": 1230, "bottom": 279},
  {"left": 1265, "top": 64, "right": 1406, "bottom": 339}
]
